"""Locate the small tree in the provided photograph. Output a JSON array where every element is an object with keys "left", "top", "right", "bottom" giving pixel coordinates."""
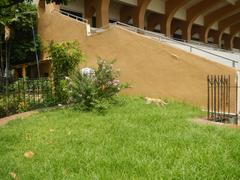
[
  {"left": 48, "top": 41, "right": 84, "bottom": 103},
  {"left": 0, "top": 2, "right": 40, "bottom": 76}
]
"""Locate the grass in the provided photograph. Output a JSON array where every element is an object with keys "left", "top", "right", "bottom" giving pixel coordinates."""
[{"left": 0, "top": 96, "right": 240, "bottom": 179}]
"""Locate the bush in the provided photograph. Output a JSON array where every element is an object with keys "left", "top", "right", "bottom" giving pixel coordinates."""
[
  {"left": 48, "top": 41, "right": 84, "bottom": 103},
  {"left": 71, "top": 72, "right": 97, "bottom": 111},
  {"left": 95, "top": 59, "right": 121, "bottom": 98},
  {"left": 71, "top": 58, "right": 129, "bottom": 111},
  {"left": 0, "top": 103, "right": 6, "bottom": 118},
  {"left": 17, "top": 101, "right": 29, "bottom": 113},
  {"left": 0, "top": 96, "right": 18, "bottom": 117}
]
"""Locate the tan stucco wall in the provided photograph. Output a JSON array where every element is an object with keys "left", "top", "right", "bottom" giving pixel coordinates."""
[
  {"left": 38, "top": 4, "right": 88, "bottom": 59},
  {"left": 81, "top": 27, "right": 236, "bottom": 108},
  {"left": 38, "top": 5, "right": 87, "bottom": 45}
]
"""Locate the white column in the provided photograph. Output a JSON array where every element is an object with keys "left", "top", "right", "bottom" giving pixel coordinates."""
[{"left": 86, "top": 24, "right": 91, "bottom": 36}]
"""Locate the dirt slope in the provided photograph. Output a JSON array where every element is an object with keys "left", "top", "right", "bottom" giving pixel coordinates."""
[{"left": 38, "top": 9, "right": 236, "bottom": 108}]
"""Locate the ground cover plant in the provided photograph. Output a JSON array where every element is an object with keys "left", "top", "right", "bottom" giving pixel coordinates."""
[{"left": 0, "top": 96, "right": 240, "bottom": 179}]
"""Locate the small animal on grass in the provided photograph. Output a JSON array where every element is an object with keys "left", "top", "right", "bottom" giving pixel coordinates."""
[{"left": 145, "top": 97, "right": 167, "bottom": 106}]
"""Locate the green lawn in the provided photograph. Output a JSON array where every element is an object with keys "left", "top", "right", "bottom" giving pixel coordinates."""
[{"left": 0, "top": 96, "right": 240, "bottom": 179}]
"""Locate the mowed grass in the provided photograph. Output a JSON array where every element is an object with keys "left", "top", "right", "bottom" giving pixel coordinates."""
[{"left": 0, "top": 96, "right": 240, "bottom": 179}]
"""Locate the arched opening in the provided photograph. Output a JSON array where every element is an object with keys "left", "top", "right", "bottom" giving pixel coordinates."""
[
  {"left": 120, "top": 10, "right": 134, "bottom": 26},
  {"left": 84, "top": 0, "right": 111, "bottom": 28},
  {"left": 207, "top": 36, "right": 214, "bottom": 44},
  {"left": 173, "top": 28, "right": 183, "bottom": 40},
  {"left": 86, "top": 6, "right": 96, "bottom": 27},
  {"left": 120, "top": 6, "right": 135, "bottom": 26},
  {"left": 191, "top": 32, "right": 200, "bottom": 41},
  {"left": 109, "top": 0, "right": 122, "bottom": 23},
  {"left": 221, "top": 39, "right": 225, "bottom": 49},
  {"left": 147, "top": 13, "right": 164, "bottom": 33},
  {"left": 127, "top": 17, "right": 133, "bottom": 25},
  {"left": 233, "top": 37, "right": 240, "bottom": 49},
  {"left": 171, "top": 19, "right": 185, "bottom": 40},
  {"left": 59, "top": 0, "right": 84, "bottom": 22},
  {"left": 153, "top": 24, "right": 161, "bottom": 33}
]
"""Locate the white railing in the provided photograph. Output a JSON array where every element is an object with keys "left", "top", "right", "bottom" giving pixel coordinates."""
[
  {"left": 52, "top": 9, "right": 91, "bottom": 36},
  {"left": 52, "top": 8, "right": 88, "bottom": 24},
  {"left": 59, "top": 9, "right": 88, "bottom": 23},
  {"left": 189, "top": 40, "right": 240, "bottom": 55},
  {"left": 112, "top": 21, "right": 239, "bottom": 68},
  {"left": 190, "top": 40, "right": 218, "bottom": 49}
]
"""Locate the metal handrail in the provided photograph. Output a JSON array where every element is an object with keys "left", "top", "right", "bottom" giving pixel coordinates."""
[
  {"left": 113, "top": 21, "right": 239, "bottom": 66},
  {"left": 190, "top": 40, "right": 218, "bottom": 49},
  {"left": 114, "top": 21, "right": 238, "bottom": 54},
  {"left": 189, "top": 40, "right": 240, "bottom": 54},
  {"left": 52, "top": 8, "right": 88, "bottom": 24}
]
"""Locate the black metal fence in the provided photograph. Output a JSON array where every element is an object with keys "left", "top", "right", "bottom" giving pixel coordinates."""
[
  {"left": 207, "top": 75, "right": 238, "bottom": 124},
  {"left": 0, "top": 78, "right": 55, "bottom": 118}
]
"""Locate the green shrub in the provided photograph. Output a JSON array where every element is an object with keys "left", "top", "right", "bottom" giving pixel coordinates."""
[
  {"left": 0, "top": 103, "right": 6, "bottom": 118},
  {"left": 17, "top": 100, "right": 29, "bottom": 113},
  {"left": 48, "top": 41, "right": 84, "bottom": 103},
  {"left": 71, "top": 58, "right": 129, "bottom": 111},
  {"left": 0, "top": 95, "right": 18, "bottom": 116},
  {"left": 95, "top": 59, "right": 121, "bottom": 98},
  {"left": 71, "top": 70, "right": 98, "bottom": 111}
]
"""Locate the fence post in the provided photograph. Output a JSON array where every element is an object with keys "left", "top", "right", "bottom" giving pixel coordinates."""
[
  {"left": 232, "top": 61, "right": 236, "bottom": 68},
  {"left": 237, "top": 70, "right": 240, "bottom": 125}
]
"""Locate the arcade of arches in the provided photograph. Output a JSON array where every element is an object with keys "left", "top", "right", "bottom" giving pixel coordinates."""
[{"left": 39, "top": 0, "right": 240, "bottom": 50}]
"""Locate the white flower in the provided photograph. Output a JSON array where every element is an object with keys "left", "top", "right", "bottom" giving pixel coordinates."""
[
  {"left": 112, "top": 79, "right": 120, "bottom": 86},
  {"left": 80, "top": 67, "right": 95, "bottom": 78},
  {"left": 65, "top": 76, "right": 71, "bottom": 81}
]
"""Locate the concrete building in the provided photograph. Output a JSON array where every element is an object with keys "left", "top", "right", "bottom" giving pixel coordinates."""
[{"left": 49, "top": 0, "right": 240, "bottom": 50}]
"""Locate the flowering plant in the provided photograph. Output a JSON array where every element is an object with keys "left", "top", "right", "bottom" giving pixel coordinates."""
[{"left": 71, "top": 58, "right": 129, "bottom": 111}]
